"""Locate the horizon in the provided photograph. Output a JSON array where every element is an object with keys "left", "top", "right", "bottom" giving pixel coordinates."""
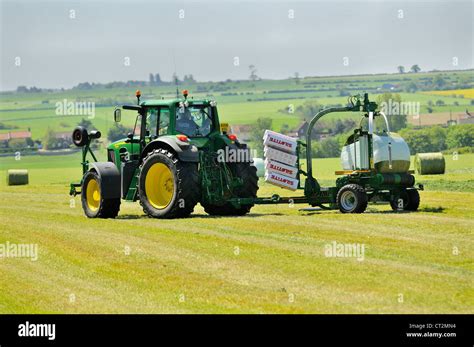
[{"left": 2, "top": 67, "right": 473, "bottom": 93}]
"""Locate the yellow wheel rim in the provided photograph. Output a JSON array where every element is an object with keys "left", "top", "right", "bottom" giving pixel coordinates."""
[
  {"left": 86, "top": 178, "right": 101, "bottom": 211},
  {"left": 145, "top": 163, "right": 174, "bottom": 209}
]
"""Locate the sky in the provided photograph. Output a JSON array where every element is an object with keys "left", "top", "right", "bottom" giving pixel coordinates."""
[{"left": 0, "top": 0, "right": 472, "bottom": 91}]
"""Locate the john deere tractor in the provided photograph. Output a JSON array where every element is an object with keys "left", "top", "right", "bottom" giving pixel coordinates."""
[{"left": 70, "top": 90, "right": 258, "bottom": 218}]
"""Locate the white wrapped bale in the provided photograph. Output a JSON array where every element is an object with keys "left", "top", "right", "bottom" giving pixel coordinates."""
[
  {"left": 265, "top": 159, "right": 298, "bottom": 178},
  {"left": 264, "top": 171, "right": 299, "bottom": 191},
  {"left": 264, "top": 146, "right": 298, "bottom": 167},
  {"left": 263, "top": 130, "right": 297, "bottom": 154}
]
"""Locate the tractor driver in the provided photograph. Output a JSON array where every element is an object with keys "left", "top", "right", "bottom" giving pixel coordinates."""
[{"left": 176, "top": 107, "right": 199, "bottom": 136}]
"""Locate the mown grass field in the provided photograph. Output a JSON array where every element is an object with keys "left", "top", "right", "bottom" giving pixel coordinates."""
[{"left": 0, "top": 153, "right": 472, "bottom": 313}]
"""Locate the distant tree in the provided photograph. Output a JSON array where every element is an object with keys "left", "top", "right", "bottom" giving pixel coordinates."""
[
  {"left": 405, "top": 82, "right": 418, "bottom": 93},
  {"left": 435, "top": 99, "right": 445, "bottom": 106},
  {"left": 295, "top": 100, "right": 323, "bottom": 120},
  {"left": 294, "top": 72, "right": 300, "bottom": 84},
  {"left": 312, "top": 138, "right": 341, "bottom": 158},
  {"left": 434, "top": 75, "right": 446, "bottom": 88},
  {"left": 183, "top": 74, "right": 196, "bottom": 84},
  {"left": 410, "top": 64, "right": 421, "bottom": 73},
  {"left": 107, "top": 123, "right": 132, "bottom": 142},
  {"left": 249, "top": 65, "right": 259, "bottom": 81},
  {"left": 376, "top": 93, "right": 407, "bottom": 131},
  {"left": 334, "top": 119, "right": 345, "bottom": 134},
  {"left": 250, "top": 117, "right": 272, "bottom": 157},
  {"left": 397, "top": 66, "right": 405, "bottom": 74},
  {"left": 43, "top": 127, "right": 58, "bottom": 150},
  {"left": 77, "top": 118, "right": 94, "bottom": 130},
  {"left": 446, "top": 125, "right": 474, "bottom": 149},
  {"left": 427, "top": 107, "right": 433, "bottom": 113},
  {"left": 155, "top": 73, "right": 162, "bottom": 85}
]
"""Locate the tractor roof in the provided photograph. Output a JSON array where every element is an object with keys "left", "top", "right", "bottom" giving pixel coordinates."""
[{"left": 140, "top": 98, "right": 213, "bottom": 107}]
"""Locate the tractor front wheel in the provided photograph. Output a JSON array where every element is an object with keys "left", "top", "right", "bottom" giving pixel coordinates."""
[
  {"left": 336, "top": 184, "right": 368, "bottom": 214},
  {"left": 81, "top": 171, "right": 120, "bottom": 218},
  {"left": 138, "top": 149, "right": 199, "bottom": 218}
]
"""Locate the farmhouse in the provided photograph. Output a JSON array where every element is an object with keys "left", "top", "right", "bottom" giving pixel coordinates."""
[
  {"left": 290, "top": 120, "right": 331, "bottom": 140},
  {"left": 0, "top": 130, "right": 32, "bottom": 147}
]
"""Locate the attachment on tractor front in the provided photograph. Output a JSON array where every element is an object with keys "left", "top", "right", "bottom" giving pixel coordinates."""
[{"left": 69, "top": 126, "right": 101, "bottom": 196}]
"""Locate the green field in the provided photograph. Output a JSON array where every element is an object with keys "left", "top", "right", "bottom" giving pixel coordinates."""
[{"left": 0, "top": 153, "right": 472, "bottom": 313}]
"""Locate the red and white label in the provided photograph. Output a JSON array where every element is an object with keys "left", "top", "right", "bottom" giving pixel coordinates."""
[
  {"left": 264, "top": 171, "right": 299, "bottom": 191},
  {"left": 265, "top": 159, "right": 298, "bottom": 178},
  {"left": 263, "top": 130, "right": 297, "bottom": 154}
]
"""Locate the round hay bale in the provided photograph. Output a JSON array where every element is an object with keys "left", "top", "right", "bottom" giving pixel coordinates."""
[
  {"left": 252, "top": 158, "right": 265, "bottom": 177},
  {"left": 7, "top": 169, "right": 29, "bottom": 185},
  {"left": 415, "top": 153, "right": 445, "bottom": 175}
]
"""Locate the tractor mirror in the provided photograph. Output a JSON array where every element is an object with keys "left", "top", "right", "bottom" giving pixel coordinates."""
[{"left": 114, "top": 108, "right": 121, "bottom": 122}]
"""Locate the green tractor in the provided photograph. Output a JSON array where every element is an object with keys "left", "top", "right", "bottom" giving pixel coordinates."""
[
  {"left": 70, "top": 90, "right": 258, "bottom": 218},
  {"left": 70, "top": 91, "right": 422, "bottom": 218}
]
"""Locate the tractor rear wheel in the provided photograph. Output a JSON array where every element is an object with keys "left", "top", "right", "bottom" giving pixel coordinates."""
[
  {"left": 202, "top": 161, "right": 259, "bottom": 216},
  {"left": 390, "top": 189, "right": 420, "bottom": 211},
  {"left": 336, "top": 184, "right": 368, "bottom": 214},
  {"left": 81, "top": 171, "right": 121, "bottom": 218},
  {"left": 138, "top": 149, "right": 199, "bottom": 219}
]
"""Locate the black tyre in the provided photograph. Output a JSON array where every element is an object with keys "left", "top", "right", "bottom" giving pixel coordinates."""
[
  {"left": 81, "top": 171, "right": 120, "bottom": 218},
  {"left": 202, "top": 161, "right": 259, "bottom": 216},
  {"left": 336, "top": 184, "right": 368, "bottom": 214},
  {"left": 390, "top": 189, "right": 420, "bottom": 211},
  {"left": 72, "top": 126, "right": 88, "bottom": 147},
  {"left": 138, "top": 149, "right": 199, "bottom": 219}
]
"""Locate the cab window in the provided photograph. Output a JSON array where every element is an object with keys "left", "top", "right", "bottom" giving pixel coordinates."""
[
  {"left": 146, "top": 108, "right": 158, "bottom": 138},
  {"left": 159, "top": 108, "right": 170, "bottom": 136},
  {"left": 175, "top": 105, "right": 213, "bottom": 137}
]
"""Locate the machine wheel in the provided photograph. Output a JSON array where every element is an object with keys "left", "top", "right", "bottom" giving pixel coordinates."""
[
  {"left": 336, "top": 184, "right": 368, "bottom": 214},
  {"left": 202, "top": 162, "right": 259, "bottom": 216},
  {"left": 81, "top": 171, "right": 120, "bottom": 218},
  {"left": 138, "top": 148, "right": 199, "bottom": 219},
  {"left": 72, "top": 126, "right": 88, "bottom": 147},
  {"left": 390, "top": 189, "right": 420, "bottom": 211}
]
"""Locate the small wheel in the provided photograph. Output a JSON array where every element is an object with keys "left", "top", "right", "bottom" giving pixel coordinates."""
[
  {"left": 72, "top": 126, "right": 88, "bottom": 147},
  {"left": 81, "top": 171, "right": 120, "bottom": 218},
  {"left": 390, "top": 189, "right": 420, "bottom": 212},
  {"left": 336, "top": 184, "right": 368, "bottom": 214}
]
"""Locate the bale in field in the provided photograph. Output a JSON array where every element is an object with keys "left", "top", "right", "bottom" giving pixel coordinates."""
[
  {"left": 7, "top": 169, "right": 29, "bottom": 185},
  {"left": 415, "top": 153, "right": 445, "bottom": 175}
]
